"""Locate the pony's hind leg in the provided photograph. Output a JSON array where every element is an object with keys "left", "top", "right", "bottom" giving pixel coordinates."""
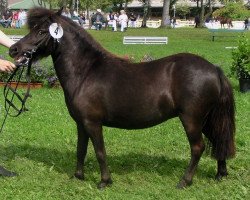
[
  {"left": 216, "top": 160, "right": 228, "bottom": 180},
  {"left": 177, "top": 114, "right": 205, "bottom": 189},
  {"left": 74, "top": 123, "right": 90, "bottom": 180}
]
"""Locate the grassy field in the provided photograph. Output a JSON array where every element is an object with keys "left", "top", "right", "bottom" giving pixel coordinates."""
[{"left": 0, "top": 27, "right": 249, "bottom": 199}]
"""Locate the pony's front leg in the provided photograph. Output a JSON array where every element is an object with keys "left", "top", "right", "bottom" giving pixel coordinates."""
[
  {"left": 74, "top": 123, "right": 89, "bottom": 180},
  {"left": 85, "top": 120, "right": 112, "bottom": 189}
]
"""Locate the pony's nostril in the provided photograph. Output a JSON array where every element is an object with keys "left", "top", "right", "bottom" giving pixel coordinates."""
[{"left": 9, "top": 46, "right": 19, "bottom": 57}]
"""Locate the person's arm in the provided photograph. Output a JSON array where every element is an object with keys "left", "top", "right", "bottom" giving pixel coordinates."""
[
  {"left": 0, "top": 30, "right": 16, "bottom": 72},
  {"left": 0, "top": 30, "right": 15, "bottom": 48}
]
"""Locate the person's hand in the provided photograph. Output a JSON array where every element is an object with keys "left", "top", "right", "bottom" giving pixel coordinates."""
[{"left": 0, "top": 59, "right": 16, "bottom": 72}]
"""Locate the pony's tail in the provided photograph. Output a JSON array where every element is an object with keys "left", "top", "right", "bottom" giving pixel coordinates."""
[{"left": 203, "top": 67, "right": 236, "bottom": 160}]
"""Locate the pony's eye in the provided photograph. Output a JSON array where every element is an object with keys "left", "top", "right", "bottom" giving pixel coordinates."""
[{"left": 38, "top": 30, "right": 43, "bottom": 35}]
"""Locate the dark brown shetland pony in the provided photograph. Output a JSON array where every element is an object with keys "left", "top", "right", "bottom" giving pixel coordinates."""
[{"left": 9, "top": 8, "right": 236, "bottom": 189}]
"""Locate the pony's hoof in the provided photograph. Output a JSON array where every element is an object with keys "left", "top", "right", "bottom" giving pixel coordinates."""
[
  {"left": 74, "top": 172, "right": 84, "bottom": 180},
  {"left": 215, "top": 172, "right": 228, "bottom": 181},
  {"left": 176, "top": 179, "right": 192, "bottom": 189},
  {"left": 0, "top": 166, "right": 17, "bottom": 177},
  {"left": 0, "top": 171, "right": 17, "bottom": 177},
  {"left": 7, "top": 171, "right": 17, "bottom": 177},
  {"left": 97, "top": 179, "right": 113, "bottom": 190}
]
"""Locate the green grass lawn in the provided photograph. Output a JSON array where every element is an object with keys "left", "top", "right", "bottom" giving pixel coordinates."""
[{"left": 0, "top": 27, "right": 249, "bottom": 199}]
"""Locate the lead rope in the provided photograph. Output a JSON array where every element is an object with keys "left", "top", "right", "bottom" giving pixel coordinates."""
[{"left": 0, "top": 56, "right": 33, "bottom": 133}]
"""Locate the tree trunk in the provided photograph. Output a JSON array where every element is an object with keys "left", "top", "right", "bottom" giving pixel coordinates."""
[
  {"left": 209, "top": 0, "right": 212, "bottom": 14},
  {"left": 49, "top": 0, "right": 52, "bottom": 9},
  {"left": 119, "top": 3, "right": 123, "bottom": 11},
  {"left": 0, "top": 0, "right": 7, "bottom": 15},
  {"left": 86, "top": 8, "right": 89, "bottom": 20},
  {"left": 204, "top": 0, "right": 213, "bottom": 22},
  {"left": 71, "top": 0, "right": 76, "bottom": 11},
  {"left": 85, "top": 0, "right": 90, "bottom": 20},
  {"left": 200, "top": 0, "right": 205, "bottom": 27},
  {"left": 142, "top": 0, "right": 150, "bottom": 27},
  {"left": 38, "top": 0, "right": 42, "bottom": 6},
  {"left": 161, "top": 0, "right": 170, "bottom": 27},
  {"left": 124, "top": 0, "right": 128, "bottom": 12},
  {"left": 196, "top": 0, "right": 199, "bottom": 8}
]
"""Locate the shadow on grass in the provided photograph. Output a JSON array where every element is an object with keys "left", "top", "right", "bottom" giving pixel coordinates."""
[{"left": 1, "top": 144, "right": 215, "bottom": 181}]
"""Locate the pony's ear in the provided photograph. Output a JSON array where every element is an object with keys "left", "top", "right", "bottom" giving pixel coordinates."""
[{"left": 56, "top": 7, "right": 63, "bottom": 16}]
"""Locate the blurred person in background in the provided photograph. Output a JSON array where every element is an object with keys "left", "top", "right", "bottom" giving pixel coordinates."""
[{"left": 118, "top": 10, "right": 128, "bottom": 32}]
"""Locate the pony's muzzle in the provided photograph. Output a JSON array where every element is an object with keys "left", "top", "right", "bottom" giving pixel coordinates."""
[
  {"left": 9, "top": 45, "right": 19, "bottom": 58},
  {"left": 9, "top": 44, "right": 33, "bottom": 65}
]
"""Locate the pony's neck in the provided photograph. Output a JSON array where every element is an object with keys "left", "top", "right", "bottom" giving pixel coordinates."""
[{"left": 50, "top": 27, "right": 108, "bottom": 92}]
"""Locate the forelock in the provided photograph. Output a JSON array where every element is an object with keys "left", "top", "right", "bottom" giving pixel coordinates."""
[{"left": 27, "top": 7, "right": 56, "bottom": 29}]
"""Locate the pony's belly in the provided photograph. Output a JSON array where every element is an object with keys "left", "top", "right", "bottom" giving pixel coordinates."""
[
  {"left": 102, "top": 94, "right": 176, "bottom": 129},
  {"left": 103, "top": 109, "right": 177, "bottom": 129},
  {"left": 103, "top": 118, "right": 168, "bottom": 130}
]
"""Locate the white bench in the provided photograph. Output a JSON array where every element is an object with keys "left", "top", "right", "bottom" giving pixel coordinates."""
[
  {"left": 146, "top": 20, "right": 162, "bottom": 28},
  {"left": 123, "top": 36, "right": 168, "bottom": 44},
  {"left": 8, "top": 35, "right": 24, "bottom": 42},
  {"left": 128, "top": 19, "right": 143, "bottom": 28}
]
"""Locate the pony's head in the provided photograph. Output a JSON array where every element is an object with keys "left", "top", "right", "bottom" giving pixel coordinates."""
[{"left": 9, "top": 7, "right": 64, "bottom": 64}]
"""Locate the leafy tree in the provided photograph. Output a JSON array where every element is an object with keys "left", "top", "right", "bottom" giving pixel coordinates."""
[
  {"left": 213, "top": 1, "right": 250, "bottom": 20},
  {"left": 175, "top": 0, "right": 191, "bottom": 19},
  {"left": 42, "top": 0, "right": 133, "bottom": 19},
  {"left": 41, "top": 0, "right": 67, "bottom": 8},
  {"left": 190, "top": 0, "right": 219, "bottom": 27}
]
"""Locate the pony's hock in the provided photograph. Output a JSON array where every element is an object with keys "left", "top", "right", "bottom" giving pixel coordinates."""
[{"left": 9, "top": 8, "right": 236, "bottom": 189}]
